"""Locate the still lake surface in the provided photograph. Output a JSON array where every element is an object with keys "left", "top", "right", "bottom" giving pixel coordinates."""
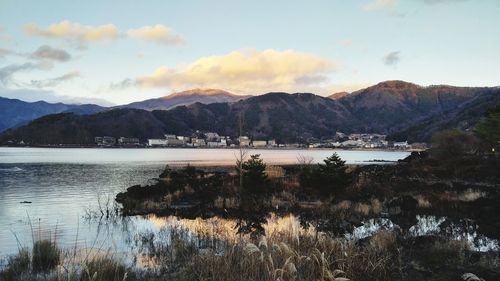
[
  {"left": 0, "top": 147, "right": 410, "bottom": 258},
  {"left": 0, "top": 148, "right": 497, "bottom": 260}
]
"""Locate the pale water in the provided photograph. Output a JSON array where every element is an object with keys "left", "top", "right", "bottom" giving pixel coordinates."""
[
  {"left": 1, "top": 148, "right": 495, "bottom": 260},
  {"left": 0, "top": 147, "right": 408, "bottom": 258}
]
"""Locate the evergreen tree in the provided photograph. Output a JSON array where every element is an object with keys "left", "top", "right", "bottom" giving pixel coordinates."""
[{"left": 236, "top": 154, "right": 268, "bottom": 194}]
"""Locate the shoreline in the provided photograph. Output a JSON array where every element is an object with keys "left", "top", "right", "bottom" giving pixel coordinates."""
[{"left": 0, "top": 145, "right": 420, "bottom": 152}]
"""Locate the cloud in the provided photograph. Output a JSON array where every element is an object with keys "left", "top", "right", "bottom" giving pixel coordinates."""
[
  {"left": 31, "top": 45, "right": 71, "bottom": 62},
  {"left": 23, "top": 20, "right": 119, "bottom": 45},
  {"left": 136, "top": 49, "right": 336, "bottom": 94},
  {"left": 0, "top": 87, "right": 115, "bottom": 106},
  {"left": 338, "top": 39, "right": 353, "bottom": 47},
  {"left": 30, "top": 71, "right": 80, "bottom": 88},
  {"left": 109, "top": 78, "right": 136, "bottom": 90},
  {"left": 22, "top": 20, "right": 186, "bottom": 47},
  {"left": 362, "top": 0, "right": 406, "bottom": 16},
  {"left": 127, "top": 24, "right": 185, "bottom": 46},
  {"left": 0, "top": 62, "right": 46, "bottom": 85},
  {"left": 363, "top": 0, "right": 398, "bottom": 11},
  {"left": 382, "top": 51, "right": 401, "bottom": 66},
  {"left": 422, "top": 0, "right": 469, "bottom": 4},
  {"left": 0, "top": 48, "right": 12, "bottom": 58}
]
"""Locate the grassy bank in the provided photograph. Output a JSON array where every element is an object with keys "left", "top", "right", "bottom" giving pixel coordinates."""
[{"left": 2, "top": 214, "right": 499, "bottom": 281}]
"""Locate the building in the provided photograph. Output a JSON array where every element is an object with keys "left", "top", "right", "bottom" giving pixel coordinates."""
[
  {"left": 165, "top": 134, "right": 177, "bottom": 140},
  {"left": 118, "top": 137, "right": 140, "bottom": 146},
  {"left": 252, "top": 140, "right": 267, "bottom": 147},
  {"left": 393, "top": 141, "right": 409, "bottom": 149},
  {"left": 95, "top": 136, "right": 116, "bottom": 147},
  {"left": 205, "top": 132, "right": 221, "bottom": 142},
  {"left": 191, "top": 138, "right": 206, "bottom": 147},
  {"left": 341, "top": 140, "right": 365, "bottom": 147},
  {"left": 268, "top": 139, "right": 277, "bottom": 147},
  {"left": 148, "top": 139, "right": 168, "bottom": 147},
  {"left": 239, "top": 136, "right": 250, "bottom": 147},
  {"left": 166, "top": 138, "right": 185, "bottom": 146}
]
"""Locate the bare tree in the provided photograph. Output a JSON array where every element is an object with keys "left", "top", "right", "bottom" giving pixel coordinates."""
[{"left": 297, "top": 154, "right": 314, "bottom": 168}]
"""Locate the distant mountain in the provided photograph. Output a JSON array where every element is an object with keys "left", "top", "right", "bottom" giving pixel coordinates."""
[
  {"left": 0, "top": 89, "right": 248, "bottom": 132},
  {"left": 2, "top": 81, "right": 499, "bottom": 144},
  {"left": 118, "top": 89, "right": 249, "bottom": 111},
  {"left": 335, "top": 80, "right": 499, "bottom": 135},
  {"left": 0, "top": 97, "right": 106, "bottom": 132},
  {"left": 328, "top": 92, "right": 350, "bottom": 100}
]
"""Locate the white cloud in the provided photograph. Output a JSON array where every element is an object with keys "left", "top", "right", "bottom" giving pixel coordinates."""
[
  {"left": 0, "top": 48, "right": 12, "bottom": 58},
  {"left": 363, "top": 0, "right": 398, "bottom": 11},
  {"left": 136, "top": 49, "right": 336, "bottom": 94},
  {"left": 422, "top": 0, "right": 469, "bottom": 4},
  {"left": 0, "top": 62, "right": 49, "bottom": 86},
  {"left": 22, "top": 20, "right": 186, "bottom": 47},
  {"left": 30, "top": 71, "right": 80, "bottom": 88},
  {"left": 127, "top": 24, "right": 185, "bottom": 46},
  {"left": 23, "top": 20, "right": 120, "bottom": 46},
  {"left": 383, "top": 51, "right": 401, "bottom": 66}
]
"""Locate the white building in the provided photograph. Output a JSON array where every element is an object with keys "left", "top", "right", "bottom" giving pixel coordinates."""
[
  {"left": 239, "top": 136, "right": 250, "bottom": 146},
  {"left": 252, "top": 140, "right": 267, "bottom": 147},
  {"left": 394, "top": 141, "right": 409, "bottom": 149},
  {"left": 148, "top": 139, "right": 168, "bottom": 147},
  {"left": 205, "top": 132, "right": 220, "bottom": 141}
]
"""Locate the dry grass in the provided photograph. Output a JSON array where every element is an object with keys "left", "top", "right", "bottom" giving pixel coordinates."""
[
  {"left": 354, "top": 203, "right": 371, "bottom": 216},
  {"left": 271, "top": 191, "right": 298, "bottom": 210},
  {"left": 335, "top": 199, "right": 383, "bottom": 217},
  {"left": 414, "top": 195, "right": 432, "bottom": 208},
  {"left": 439, "top": 189, "right": 486, "bottom": 203},
  {"left": 333, "top": 200, "right": 352, "bottom": 211},
  {"left": 3, "top": 214, "right": 490, "bottom": 281},
  {"left": 265, "top": 165, "right": 286, "bottom": 178}
]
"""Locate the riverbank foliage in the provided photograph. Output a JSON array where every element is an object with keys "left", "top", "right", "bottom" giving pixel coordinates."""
[{"left": 2, "top": 216, "right": 499, "bottom": 281}]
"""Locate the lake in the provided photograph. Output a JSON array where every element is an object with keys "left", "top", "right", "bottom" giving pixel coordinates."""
[{"left": 0, "top": 147, "right": 410, "bottom": 258}]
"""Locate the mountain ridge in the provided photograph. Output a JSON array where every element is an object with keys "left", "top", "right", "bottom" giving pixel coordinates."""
[
  {"left": 117, "top": 89, "right": 250, "bottom": 111},
  {"left": 2, "top": 81, "right": 499, "bottom": 143}
]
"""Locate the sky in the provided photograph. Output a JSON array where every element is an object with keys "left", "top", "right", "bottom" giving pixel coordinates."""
[{"left": 0, "top": 0, "right": 499, "bottom": 105}]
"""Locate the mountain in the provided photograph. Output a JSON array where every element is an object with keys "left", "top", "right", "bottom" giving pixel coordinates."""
[
  {"left": 118, "top": 89, "right": 249, "bottom": 111},
  {"left": 328, "top": 92, "right": 349, "bottom": 100},
  {"left": 0, "top": 97, "right": 106, "bottom": 132},
  {"left": 2, "top": 81, "right": 499, "bottom": 145},
  {"left": 0, "top": 89, "right": 248, "bottom": 132},
  {"left": 335, "top": 80, "right": 499, "bottom": 135}
]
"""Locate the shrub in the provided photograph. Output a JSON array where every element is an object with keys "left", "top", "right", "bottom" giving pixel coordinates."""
[
  {"left": 0, "top": 248, "right": 30, "bottom": 281},
  {"left": 32, "top": 239, "right": 60, "bottom": 273},
  {"left": 82, "top": 256, "right": 136, "bottom": 281},
  {"left": 430, "top": 129, "right": 480, "bottom": 159},
  {"left": 474, "top": 106, "right": 500, "bottom": 152}
]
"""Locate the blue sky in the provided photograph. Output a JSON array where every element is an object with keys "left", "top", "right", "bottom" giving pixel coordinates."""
[{"left": 0, "top": 0, "right": 499, "bottom": 105}]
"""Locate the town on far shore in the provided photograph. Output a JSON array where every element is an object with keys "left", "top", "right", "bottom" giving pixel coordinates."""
[{"left": 94, "top": 131, "right": 426, "bottom": 150}]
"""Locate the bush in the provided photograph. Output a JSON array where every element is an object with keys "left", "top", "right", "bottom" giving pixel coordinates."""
[
  {"left": 430, "top": 129, "right": 480, "bottom": 159},
  {"left": 0, "top": 248, "right": 30, "bottom": 281},
  {"left": 474, "top": 106, "right": 500, "bottom": 152},
  {"left": 32, "top": 240, "right": 60, "bottom": 273},
  {"left": 82, "top": 256, "right": 137, "bottom": 281}
]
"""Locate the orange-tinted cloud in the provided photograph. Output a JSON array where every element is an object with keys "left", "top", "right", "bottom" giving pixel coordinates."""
[
  {"left": 23, "top": 20, "right": 119, "bottom": 43},
  {"left": 137, "top": 49, "right": 336, "bottom": 94},
  {"left": 127, "top": 25, "right": 185, "bottom": 46}
]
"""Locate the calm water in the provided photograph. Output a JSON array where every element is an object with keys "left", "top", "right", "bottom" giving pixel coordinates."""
[
  {"left": 1, "top": 147, "right": 497, "bottom": 259},
  {"left": 0, "top": 147, "right": 410, "bottom": 258}
]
